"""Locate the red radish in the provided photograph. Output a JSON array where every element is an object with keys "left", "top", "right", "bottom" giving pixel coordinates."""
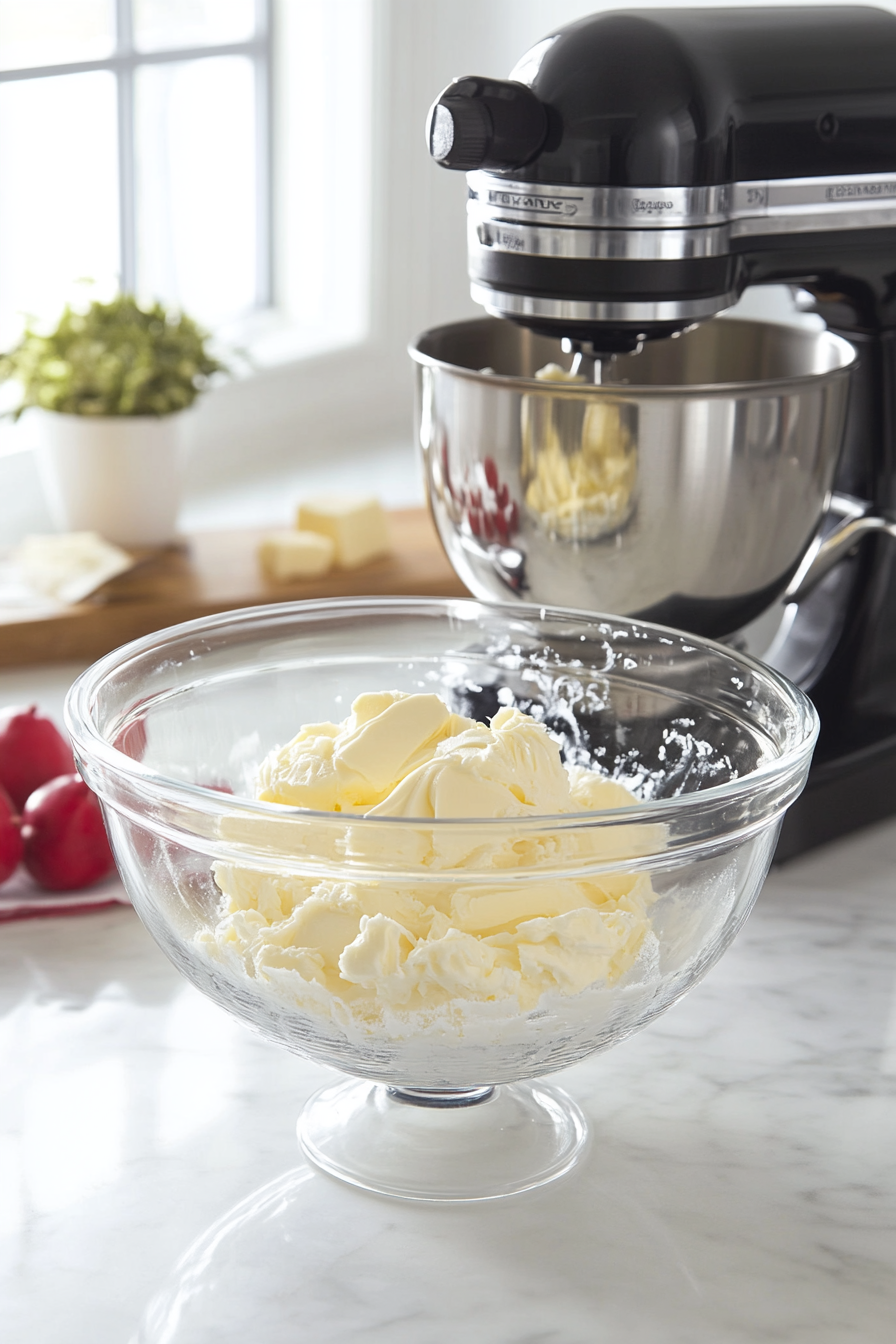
[
  {"left": 0, "top": 705, "right": 75, "bottom": 812},
  {"left": 21, "top": 775, "right": 115, "bottom": 892},
  {"left": 0, "top": 782, "right": 22, "bottom": 886}
]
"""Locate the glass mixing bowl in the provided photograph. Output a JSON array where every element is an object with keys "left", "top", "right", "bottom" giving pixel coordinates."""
[{"left": 65, "top": 598, "right": 817, "bottom": 1201}]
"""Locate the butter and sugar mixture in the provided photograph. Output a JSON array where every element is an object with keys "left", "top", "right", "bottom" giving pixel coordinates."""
[{"left": 199, "top": 691, "right": 656, "bottom": 1022}]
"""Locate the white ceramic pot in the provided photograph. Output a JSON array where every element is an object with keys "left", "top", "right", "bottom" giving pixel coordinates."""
[{"left": 32, "top": 409, "right": 187, "bottom": 547}]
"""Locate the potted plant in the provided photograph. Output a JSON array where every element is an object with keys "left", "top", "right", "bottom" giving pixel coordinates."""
[{"left": 0, "top": 296, "right": 225, "bottom": 547}]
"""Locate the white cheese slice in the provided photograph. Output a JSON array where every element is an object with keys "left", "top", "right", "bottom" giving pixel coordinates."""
[{"left": 12, "top": 531, "right": 135, "bottom": 604}]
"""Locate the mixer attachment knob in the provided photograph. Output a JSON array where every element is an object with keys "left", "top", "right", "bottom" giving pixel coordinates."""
[{"left": 426, "top": 76, "right": 548, "bottom": 172}]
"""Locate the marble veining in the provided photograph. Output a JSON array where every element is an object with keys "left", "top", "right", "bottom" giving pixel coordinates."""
[{"left": 1, "top": 820, "right": 895, "bottom": 1343}]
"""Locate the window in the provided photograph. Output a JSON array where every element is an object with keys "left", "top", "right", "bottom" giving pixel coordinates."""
[
  {"left": 0, "top": 0, "right": 274, "bottom": 345},
  {"left": 8, "top": 1, "right": 703, "bottom": 500},
  {"left": 0, "top": 0, "right": 376, "bottom": 481}
]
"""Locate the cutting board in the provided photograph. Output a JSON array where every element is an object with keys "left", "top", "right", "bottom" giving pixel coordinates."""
[{"left": 0, "top": 508, "right": 469, "bottom": 668}]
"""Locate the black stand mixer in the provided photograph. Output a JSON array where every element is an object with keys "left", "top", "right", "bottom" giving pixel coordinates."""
[{"left": 417, "top": 6, "right": 896, "bottom": 858}]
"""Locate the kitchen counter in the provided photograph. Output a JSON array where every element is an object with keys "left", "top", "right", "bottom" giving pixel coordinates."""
[{"left": 1, "top": 667, "right": 895, "bottom": 1343}]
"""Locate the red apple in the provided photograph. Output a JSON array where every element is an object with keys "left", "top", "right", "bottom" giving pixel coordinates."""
[
  {"left": 0, "top": 782, "right": 22, "bottom": 886},
  {"left": 21, "top": 775, "right": 116, "bottom": 892},
  {"left": 0, "top": 705, "right": 75, "bottom": 812}
]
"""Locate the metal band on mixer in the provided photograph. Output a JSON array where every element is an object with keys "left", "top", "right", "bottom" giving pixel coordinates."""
[
  {"left": 469, "top": 213, "right": 732, "bottom": 260},
  {"left": 469, "top": 170, "right": 896, "bottom": 238},
  {"left": 468, "top": 175, "right": 731, "bottom": 227},
  {"left": 469, "top": 283, "right": 738, "bottom": 326}
]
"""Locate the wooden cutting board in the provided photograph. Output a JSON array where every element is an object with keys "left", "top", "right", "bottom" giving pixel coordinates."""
[{"left": 0, "top": 508, "right": 469, "bottom": 668}]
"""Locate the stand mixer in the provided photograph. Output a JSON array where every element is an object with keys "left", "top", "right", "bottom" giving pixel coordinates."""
[{"left": 412, "top": 5, "right": 896, "bottom": 858}]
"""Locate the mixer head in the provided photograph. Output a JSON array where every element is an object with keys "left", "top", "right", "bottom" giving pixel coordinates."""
[{"left": 426, "top": 7, "right": 896, "bottom": 352}]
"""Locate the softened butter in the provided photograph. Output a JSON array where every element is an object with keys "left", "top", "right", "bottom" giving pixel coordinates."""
[{"left": 198, "top": 693, "right": 657, "bottom": 1026}]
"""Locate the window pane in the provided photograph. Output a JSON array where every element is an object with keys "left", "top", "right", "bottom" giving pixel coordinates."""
[
  {"left": 135, "top": 56, "right": 256, "bottom": 326},
  {"left": 0, "top": 0, "right": 114, "bottom": 71},
  {"left": 272, "top": 0, "right": 371, "bottom": 360},
  {"left": 133, "top": 0, "right": 256, "bottom": 53},
  {"left": 0, "top": 72, "right": 119, "bottom": 349}
]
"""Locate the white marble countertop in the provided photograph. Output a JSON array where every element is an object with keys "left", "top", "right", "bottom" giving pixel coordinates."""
[{"left": 1, "top": 665, "right": 895, "bottom": 1343}]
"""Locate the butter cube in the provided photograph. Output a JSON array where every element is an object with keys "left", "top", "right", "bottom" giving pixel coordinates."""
[
  {"left": 295, "top": 496, "right": 391, "bottom": 569},
  {"left": 258, "top": 530, "right": 335, "bottom": 581}
]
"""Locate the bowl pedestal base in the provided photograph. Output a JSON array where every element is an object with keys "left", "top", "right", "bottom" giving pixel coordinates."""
[{"left": 298, "top": 1078, "right": 589, "bottom": 1202}]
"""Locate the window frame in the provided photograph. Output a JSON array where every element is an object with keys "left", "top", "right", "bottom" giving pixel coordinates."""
[{"left": 0, "top": 0, "right": 274, "bottom": 315}]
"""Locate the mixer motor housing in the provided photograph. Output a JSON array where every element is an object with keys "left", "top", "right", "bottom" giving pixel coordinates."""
[{"left": 426, "top": 6, "right": 896, "bottom": 857}]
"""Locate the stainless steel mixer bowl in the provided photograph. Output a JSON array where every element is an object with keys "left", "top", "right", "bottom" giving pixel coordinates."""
[{"left": 411, "top": 317, "right": 857, "bottom": 637}]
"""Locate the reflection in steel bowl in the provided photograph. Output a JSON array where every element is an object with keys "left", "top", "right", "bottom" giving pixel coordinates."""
[{"left": 522, "top": 363, "right": 638, "bottom": 541}]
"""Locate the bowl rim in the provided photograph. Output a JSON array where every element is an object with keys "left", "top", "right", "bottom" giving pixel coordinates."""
[
  {"left": 408, "top": 315, "right": 858, "bottom": 398},
  {"left": 64, "top": 595, "right": 819, "bottom": 830}
]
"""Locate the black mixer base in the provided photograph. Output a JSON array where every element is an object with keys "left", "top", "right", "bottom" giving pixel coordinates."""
[{"left": 775, "top": 731, "right": 896, "bottom": 862}]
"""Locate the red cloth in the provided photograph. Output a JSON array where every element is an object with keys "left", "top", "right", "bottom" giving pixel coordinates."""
[{"left": 0, "top": 866, "right": 130, "bottom": 922}]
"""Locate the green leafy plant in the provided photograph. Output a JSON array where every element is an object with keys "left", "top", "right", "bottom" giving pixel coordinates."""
[{"left": 0, "top": 295, "right": 226, "bottom": 418}]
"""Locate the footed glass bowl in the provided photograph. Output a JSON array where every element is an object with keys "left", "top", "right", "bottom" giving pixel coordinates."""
[{"left": 65, "top": 598, "right": 817, "bottom": 1201}]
